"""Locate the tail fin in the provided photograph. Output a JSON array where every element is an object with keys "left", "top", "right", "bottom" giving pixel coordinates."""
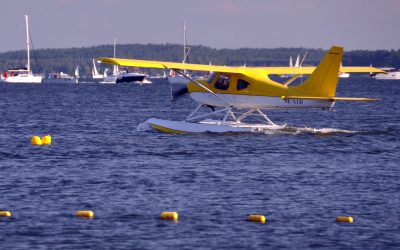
[{"left": 292, "top": 46, "right": 342, "bottom": 97}]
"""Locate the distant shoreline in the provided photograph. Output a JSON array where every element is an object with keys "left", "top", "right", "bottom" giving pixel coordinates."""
[{"left": 1, "top": 43, "right": 399, "bottom": 76}]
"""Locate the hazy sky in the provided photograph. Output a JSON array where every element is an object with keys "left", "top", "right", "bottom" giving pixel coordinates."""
[{"left": 1, "top": 0, "right": 399, "bottom": 52}]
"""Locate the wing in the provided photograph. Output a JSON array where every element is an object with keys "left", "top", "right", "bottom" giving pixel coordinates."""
[
  {"left": 340, "top": 66, "right": 384, "bottom": 73},
  {"left": 97, "top": 57, "right": 245, "bottom": 74},
  {"left": 97, "top": 57, "right": 385, "bottom": 75}
]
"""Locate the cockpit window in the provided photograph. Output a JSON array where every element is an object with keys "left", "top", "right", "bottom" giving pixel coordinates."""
[
  {"left": 237, "top": 79, "right": 250, "bottom": 90},
  {"left": 207, "top": 72, "right": 217, "bottom": 84},
  {"left": 214, "top": 74, "right": 230, "bottom": 90}
]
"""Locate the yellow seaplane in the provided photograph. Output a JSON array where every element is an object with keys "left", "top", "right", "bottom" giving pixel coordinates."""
[{"left": 97, "top": 46, "right": 383, "bottom": 133}]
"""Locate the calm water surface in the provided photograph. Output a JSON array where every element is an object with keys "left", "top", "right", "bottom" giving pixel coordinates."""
[{"left": 0, "top": 77, "right": 399, "bottom": 249}]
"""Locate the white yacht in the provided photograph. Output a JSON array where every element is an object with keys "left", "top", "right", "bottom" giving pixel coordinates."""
[
  {"left": 339, "top": 72, "right": 350, "bottom": 78},
  {"left": 101, "top": 68, "right": 147, "bottom": 84},
  {"left": 42, "top": 68, "right": 79, "bottom": 84},
  {"left": 100, "top": 39, "right": 147, "bottom": 84},
  {"left": 339, "top": 63, "right": 350, "bottom": 78},
  {"left": 371, "top": 67, "right": 400, "bottom": 80},
  {"left": 1, "top": 15, "right": 42, "bottom": 84}
]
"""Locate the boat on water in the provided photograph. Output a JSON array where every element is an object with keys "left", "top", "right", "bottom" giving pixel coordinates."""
[
  {"left": 117, "top": 71, "right": 147, "bottom": 83},
  {"left": 101, "top": 69, "right": 148, "bottom": 84},
  {"left": 42, "top": 66, "right": 79, "bottom": 84},
  {"left": 338, "top": 63, "right": 350, "bottom": 78},
  {"left": 92, "top": 59, "right": 105, "bottom": 80},
  {"left": 371, "top": 67, "right": 400, "bottom": 80},
  {"left": 339, "top": 72, "right": 350, "bottom": 78},
  {"left": 168, "top": 21, "right": 204, "bottom": 98},
  {"left": 168, "top": 21, "right": 195, "bottom": 85},
  {"left": 1, "top": 15, "right": 42, "bottom": 84},
  {"left": 100, "top": 39, "right": 148, "bottom": 84}
]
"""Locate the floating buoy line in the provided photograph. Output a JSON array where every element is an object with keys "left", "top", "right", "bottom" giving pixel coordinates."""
[{"left": 0, "top": 210, "right": 356, "bottom": 225}]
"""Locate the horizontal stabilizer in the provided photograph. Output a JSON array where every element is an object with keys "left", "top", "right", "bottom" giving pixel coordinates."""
[{"left": 282, "top": 96, "right": 380, "bottom": 102}]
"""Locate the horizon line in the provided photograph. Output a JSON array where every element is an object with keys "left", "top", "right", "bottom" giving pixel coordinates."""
[{"left": 1, "top": 43, "right": 399, "bottom": 54}]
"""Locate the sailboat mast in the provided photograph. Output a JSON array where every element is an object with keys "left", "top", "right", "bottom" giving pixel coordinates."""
[
  {"left": 113, "top": 38, "right": 118, "bottom": 75},
  {"left": 183, "top": 20, "right": 187, "bottom": 64},
  {"left": 113, "top": 38, "right": 116, "bottom": 58},
  {"left": 25, "top": 15, "right": 30, "bottom": 74}
]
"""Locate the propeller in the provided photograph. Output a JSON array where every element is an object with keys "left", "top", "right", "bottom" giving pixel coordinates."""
[{"left": 170, "top": 84, "right": 188, "bottom": 101}]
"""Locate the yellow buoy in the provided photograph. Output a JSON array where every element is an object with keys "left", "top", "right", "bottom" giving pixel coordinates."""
[
  {"left": 160, "top": 211, "right": 179, "bottom": 221},
  {"left": 247, "top": 214, "right": 266, "bottom": 223},
  {"left": 75, "top": 210, "right": 94, "bottom": 218},
  {"left": 31, "top": 136, "right": 42, "bottom": 146},
  {"left": 336, "top": 216, "right": 353, "bottom": 223},
  {"left": 41, "top": 135, "right": 52, "bottom": 145},
  {"left": 0, "top": 211, "right": 11, "bottom": 217}
]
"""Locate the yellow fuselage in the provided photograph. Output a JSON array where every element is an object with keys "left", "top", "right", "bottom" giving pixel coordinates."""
[{"left": 187, "top": 72, "right": 333, "bottom": 109}]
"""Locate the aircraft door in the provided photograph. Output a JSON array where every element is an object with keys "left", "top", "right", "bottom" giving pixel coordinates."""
[{"left": 234, "top": 78, "right": 251, "bottom": 105}]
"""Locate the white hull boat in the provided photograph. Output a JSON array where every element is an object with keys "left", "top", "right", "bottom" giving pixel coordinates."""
[
  {"left": 2, "top": 74, "right": 42, "bottom": 83},
  {"left": 1, "top": 15, "right": 42, "bottom": 84},
  {"left": 42, "top": 72, "right": 78, "bottom": 84},
  {"left": 339, "top": 72, "right": 350, "bottom": 78},
  {"left": 42, "top": 67, "right": 79, "bottom": 84},
  {"left": 373, "top": 70, "right": 400, "bottom": 80},
  {"left": 100, "top": 39, "right": 149, "bottom": 84}
]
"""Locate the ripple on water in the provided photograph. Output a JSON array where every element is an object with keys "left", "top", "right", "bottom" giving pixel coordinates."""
[{"left": 0, "top": 79, "right": 399, "bottom": 249}]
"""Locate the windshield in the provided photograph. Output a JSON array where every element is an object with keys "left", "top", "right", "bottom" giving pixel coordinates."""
[{"left": 207, "top": 72, "right": 217, "bottom": 84}]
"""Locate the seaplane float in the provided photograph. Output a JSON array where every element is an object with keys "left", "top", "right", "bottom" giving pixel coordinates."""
[{"left": 97, "top": 46, "right": 384, "bottom": 134}]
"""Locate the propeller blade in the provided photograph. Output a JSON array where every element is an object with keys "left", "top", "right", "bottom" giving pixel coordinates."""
[{"left": 170, "top": 85, "right": 188, "bottom": 101}]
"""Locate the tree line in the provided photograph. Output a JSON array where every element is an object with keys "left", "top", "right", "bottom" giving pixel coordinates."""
[{"left": 1, "top": 43, "right": 399, "bottom": 76}]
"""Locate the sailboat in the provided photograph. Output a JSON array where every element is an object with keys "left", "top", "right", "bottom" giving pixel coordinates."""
[
  {"left": 101, "top": 39, "right": 119, "bottom": 84},
  {"left": 168, "top": 21, "right": 191, "bottom": 85},
  {"left": 167, "top": 21, "right": 204, "bottom": 99},
  {"left": 92, "top": 59, "right": 104, "bottom": 80},
  {"left": 1, "top": 15, "right": 42, "bottom": 84},
  {"left": 74, "top": 65, "right": 80, "bottom": 80}
]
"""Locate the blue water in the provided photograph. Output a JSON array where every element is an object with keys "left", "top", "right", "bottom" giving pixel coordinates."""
[{"left": 0, "top": 78, "right": 399, "bottom": 249}]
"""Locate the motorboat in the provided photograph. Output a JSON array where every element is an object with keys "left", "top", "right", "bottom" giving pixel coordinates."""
[
  {"left": 339, "top": 63, "right": 350, "bottom": 78},
  {"left": 117, "top": 71, "right": 147, "bottom": 83},
  {"left": 1, "top": 15, "right": 42, "bottom": 84},
  {"left": 339, "top": 72, "right": 350, "bottom": 78},
  {"left": 42, "top": 70, "right": 78, "bottom": 84},
  {"left": 371, "top": 67, "right": 400, "bottom": 80},
  {"left": 100, "top": 39, "right": 148, "bottom": 84},
  {"left": 101, "top": 69, "right": 148, "bottom": 84}
]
